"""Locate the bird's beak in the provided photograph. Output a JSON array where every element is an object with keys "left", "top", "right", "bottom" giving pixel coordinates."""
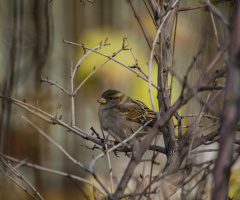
[{"left": 97, "top": 97, "right": 107, "bottom": 104}]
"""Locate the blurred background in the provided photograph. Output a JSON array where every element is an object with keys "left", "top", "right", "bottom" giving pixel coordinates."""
[{"left": 0, "top": 0, "right": 237, "bottom": 199}]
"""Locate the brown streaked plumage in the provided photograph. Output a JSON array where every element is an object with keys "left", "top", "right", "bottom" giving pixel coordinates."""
[{"left": 97, "top": 89, "right": 157, "bottom": 141}]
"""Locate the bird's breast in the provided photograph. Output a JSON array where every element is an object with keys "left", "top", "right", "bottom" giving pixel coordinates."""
[{"left": 98, "top": 106, "right": 141, "bottom": 133}]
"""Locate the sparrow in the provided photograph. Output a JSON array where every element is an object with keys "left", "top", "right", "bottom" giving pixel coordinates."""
[{"left": 97, "top": 89, "right": 157, "bottom": 142}]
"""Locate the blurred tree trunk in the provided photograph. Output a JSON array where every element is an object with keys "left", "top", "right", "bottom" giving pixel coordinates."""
[
  {"left": 213, "top": 1, "right": 240, "bottom": 199},
  {"left": 0, "top": 0, "right": 51, "bottom": 194}
]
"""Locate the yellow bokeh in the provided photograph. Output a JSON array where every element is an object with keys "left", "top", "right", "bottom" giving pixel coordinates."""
[{"left": 229, "top": 168, "right": 240, "bottom": 198}]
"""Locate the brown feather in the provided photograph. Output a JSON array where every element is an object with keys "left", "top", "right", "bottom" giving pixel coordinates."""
[{"left": 97, "top": 89, "right": 158, "bottom": 141}]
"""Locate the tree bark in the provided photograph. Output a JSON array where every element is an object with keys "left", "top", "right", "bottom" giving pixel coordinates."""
[{"left": 213, "top": 1, "right": 240, "bottom": 199}]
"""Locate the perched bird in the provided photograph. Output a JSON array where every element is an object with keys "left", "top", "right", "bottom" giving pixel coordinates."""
[{"left": 97, "top": 89, "right": 157, "bottom": 142}]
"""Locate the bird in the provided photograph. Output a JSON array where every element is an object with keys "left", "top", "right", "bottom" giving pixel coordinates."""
[{"left": 97, "top": 89, "right": 157, "bottom": 142}]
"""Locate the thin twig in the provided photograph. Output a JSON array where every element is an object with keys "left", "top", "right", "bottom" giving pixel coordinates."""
[
  {"left": 180, "top": 49, "right": 204, "bottom": 99},
  {"left": 72, "top": 40, "right": 110, "bottom": 78},
  {"left": 124, "top": 37, "right": 149, "bottom": 79},
  {"left": 0, "top": 154, "right": 108, "bottom": 197},
  {"left": 190, "top": 149, "right": 219, "bottom": 154},
  {"left": 179, "top": 0, "right": 230, "bottom": 12},
  {"left": 18, "top": 114, "right": 112, "bottom": 197},
  {"left": 203, "top": 0, "right": 229, "bottom": 26},
  {"left": 181, "top": 114, "right": 219, "bottom": 121},
  {"left": 74, "top": 47, "right": 124, "bottom": 95},
  {"left": 163, "top": 162, "right": 213, "bottom": 200},
  {"left": 186, "top": 92, "right": 212, "bottom": 155},
  {"left": 182, "top": 167, "right": 211, "bottom": 198},
  {"left": 0, "top": 94, "right": 107, "bottom": 145},
  {"left": 128, "top": 0, "right": 153, "bottom": 50},
  {"left": 104, "top": 142, "right": 114, "bottom": 193},
  {"left": 148, "top": 135, "right": 158, "bottom": 200},
  {"left": 207, "top": 0, "right": 221, "bottom": 50},
  {"left": 196, "top": 120, "right": 220, "bottom": 137},
  {"left": 19, "top": 114, "right": 84, "bottom": 168},
  {"left": 40, "top": 76, "right": 70, "bottom": 96},
  {"left": 70, "top": 60, "right": 76, "bottom": 126},
  {"left": 0, "top": 167, "right": 38, "bottom": 200},
  {"left": 1, "top": 158, "right": 44, "bottom": 200},
  {"left": 63, "top": 40, "right": 159, "bottom": 89},
  {"left": 143, "top": 0, "right": 156, "bottom": 25}
]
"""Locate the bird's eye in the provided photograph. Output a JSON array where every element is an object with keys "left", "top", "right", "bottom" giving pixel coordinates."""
[{"left": 109, "top": 96, "right": 113, "bottom": 100}]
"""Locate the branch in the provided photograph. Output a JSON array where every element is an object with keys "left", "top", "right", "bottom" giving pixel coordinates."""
[
  {"left": 213, "top": 2, "right": 240, "bottom": 199},
  {"left": 0, "top": 167, "right": 38, "bottom": 200},
  {"left": 147, "top": 0, "right": 161, "bottom": 22},
  {"left": 159, "top": 51, "right": 226, "bottom": 129},
  {"left": 18, "top": 114, "right": 112, "bottom": 197},
  {"left": 128, "top": 0, "right": 153, "bottom": 50},
  {"left": 0, "top": 94, "right": 103, "bottom": 145},
  {"left": 63, "top": 40, "right": 159, "bottom": 90},
  {"left": 39, "top": 76, "right": 70, "bottom": 96},
  {"left": 74, "top": 46, "right": 125, "bottom": 95},
  {"left": 148, "top": 0, "right": 180, "bottom": 112},
  {"left": 203, "top": 0, "right": 229, "bottom": 26},
  {"left": 179, "top": 0, "right": 230, "bottom": 12},
  {"left": 72, "top": 39, "right": 110, "bottom": 79},
  {"left": 207, "top": 0, "right": 221, "bottom": 49},
  {"left": 0, "top": 154, "right": 108, "bottom": 197},
  {"left": 1, "top": 157, "right": 44, "bottom": 200}
]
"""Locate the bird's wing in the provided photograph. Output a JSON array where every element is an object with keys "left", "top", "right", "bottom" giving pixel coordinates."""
[{"left": 116, "top": 99, "right": 157, "bottom": 125}]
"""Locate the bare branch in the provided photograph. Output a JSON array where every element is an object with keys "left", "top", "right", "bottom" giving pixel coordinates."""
[
  {"left": 203, "top": 0, "right": 229, "bottom": 26},
  {"left": 0, "top": 168, "right": 38, "bottom": 200},
  {"left": 74, "top": 47, "right": 125, "bottom": 95},
  {"left": 1, "top": 154, "right": 108, "bottom": 198},
  {"left": 1, "top": 157, "right": 44, "bottom": 200},
  {"left": 63, "top": 40, "right": 159, "bottom": 90},
  {"left": 72, "top": 40, "right": 110, "bottom": 79},
  {"left": 148, "top": 0, "right": 180, "bottom": 112},
  {"left": 213, "top": 2, "right": 240, "bottom": 199},
  {"left": 179, "top": 0, "right": 230, "bottom": 12},
  {"left": 40, "top": 76, "right": 70, "bottom": 96}
]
